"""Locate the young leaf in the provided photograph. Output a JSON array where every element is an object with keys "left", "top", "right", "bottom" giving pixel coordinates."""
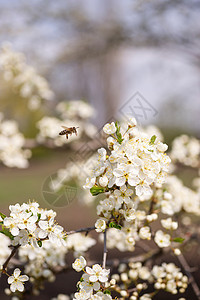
[
  {"left": 109, "top": 222, "right": 121, "bottom": 230},
  {"left": 90, "top": 185, "right": 105, "bottom": 196},
  {"left": 37, "top": 240, "right": 42, "bottom": 247},
  {"left": 104, "top": 290, "right": 111, "bottom": 295},
  {"left": 149, "top": 135, "right": 156, "bottom": 145},
  {"left": 173, "top": 237, "right": 185, "bottom": 243},
  {"left": 115, "top": 121, "right": 123, "bottom": 144},
  {"left": 0, "top": 227, "right": 14, "bottom": 240},
  {"left": 0, "top": 212, "right": 7, "bottom": 220}
]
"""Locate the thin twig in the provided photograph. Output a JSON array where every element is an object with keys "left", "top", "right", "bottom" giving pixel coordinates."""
[
  {"left": 66, "top": 226, "right": 95, "bottom": 235},
  {"left": 102, "top": 229, "right": 107, "bottom": 269},
  {"left": 177, "top": 253, "right": 200, "bottom": 300},
  {"left": 2, "top": 245, "right": 20, "bottom": 271}
]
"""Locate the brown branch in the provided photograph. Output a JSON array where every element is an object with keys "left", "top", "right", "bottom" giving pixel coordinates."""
[
  {"left": 66, "top": 226, "right": 95, "bottom": 235},
  {"left": 2, "top": 245, "right": 20, "bottom": 272},
  {"left": 102, "top": 229, "right": 108, "bottom": 269},
  {"left": 177, "top": 254, "right": 200, "bottom": 300}
]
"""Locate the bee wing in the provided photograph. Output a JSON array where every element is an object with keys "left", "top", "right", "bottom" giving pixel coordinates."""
[{"left": 61, "top": 126, "right": 69, "bottom": 130}]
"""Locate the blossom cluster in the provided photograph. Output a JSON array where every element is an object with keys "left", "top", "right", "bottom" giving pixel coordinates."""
[
  {"left": 72, "top": 256, "right": 112, "bottom": 300},
  {"left": 111, "top": 261, "right": 188, "bottom": 299},
  {"left": 84, "top": 120, "right": 170, "bottom": 197},
  {"left": 158, "top": 175, "right": 200, "bottom": 216},
  {"left": 170, "top": 134, "right": 200, "bottom": 167},
  {"left": 0, "top": 118, "right": 196, "bottom": 299},
  {"left": 36, "top": 100, "right": 97, "bottom": 146},
  {"left": 0, "top": 113, "right": 31, "bottom": 168},
  {"left": 82, "top": 120, "right": 173, "bottom": 248},
  {"left": 3, "top": 202, "right": 66, "bottom": 248},
  {"left": 0, "top": 44, "right": 54, "bottom": 110},
  {"left": 6, "top": 233, "right": 96, "bottom": 296}
]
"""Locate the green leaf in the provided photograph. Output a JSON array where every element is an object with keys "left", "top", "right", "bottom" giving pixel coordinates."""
[
  {"left": 0, "top": 212, "right": 6, "bottom": 220},
  {"left": 109, "top": 222, "right": 121, "bottom": 230},
  {"left": 173, "top": 237, "right": 185, "bottom": 243},
  {"left": 149, "top": 135, "right": 156, "bottom": 145},
  {"left": 104, "top": 290, "right": 111, "bottom": 295},
  {"left": 115, "top": 121, "right": 123, "bottom": 144},
  {"left": 37, "top": 240, "right": 42, "bottom": 247},
  {"left": 0, "top": 227, "right": 14, "bottom": 240},
  {"left": 90, "top": 185, "right": 105, "bottom": 196},
  {"left": 37, "top": 213, "right": 41, "bottom": 221}
]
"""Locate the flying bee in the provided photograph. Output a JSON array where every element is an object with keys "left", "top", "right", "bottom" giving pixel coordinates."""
[{"left": 59, "top": 126, "right": 79, "bottom": 139}]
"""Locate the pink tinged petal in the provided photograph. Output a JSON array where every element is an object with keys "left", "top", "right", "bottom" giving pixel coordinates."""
[
  {"left": 10, "top": 282, "right": 17, "bottom": 292},
  {"left": 14, "top": 268, "right": 21, "bottom": 278},
  {"left": 19, "top": 275, "right": 29, "bottom": 282},
  {"left": 16, "top": 281, "right": 24, "bottom": 292},
  {"left": 8, "top": 276, "right": 14, "bottom": 284}
]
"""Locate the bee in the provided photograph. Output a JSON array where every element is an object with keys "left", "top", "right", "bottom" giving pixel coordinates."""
[{"left": 59, "top": 126, "right": 79, "bottom": 139}]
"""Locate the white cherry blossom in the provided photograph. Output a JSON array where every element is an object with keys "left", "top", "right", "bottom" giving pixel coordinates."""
[{"left": 8, "top": 268, "right": 29, "bottom": 292}]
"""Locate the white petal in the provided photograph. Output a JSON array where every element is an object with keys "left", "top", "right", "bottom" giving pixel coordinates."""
[
  {"left": 85, "top": 266, "right": 94, "bottom": 275},
  {"left": 16, "top": 281, "right": 24, "bottom": 292},
  {"left": 19, "top": 275, "right": 29, "bottom": 282},
  {"left": 14, "top": 268, "right": 21, "bottom": 278},
  {"left": 38, "top": 229, "right": 48, "bottom": 239},
  {"left": 11, "top": 227, "right": 19, "bottom": 236},
  {"left": 115, "top": 177, "right": 126, "bottom": 186},
  {"left": 89, "top": 275, "right": 98, "bottom": 282},
  {"left": 10, "top": 282, "right": 17, "bottom": 292},
  {"left": 38, "top": 220, "right": 48, "bottom": 230},
  {"left": 8, "top": 276, "right": 14, "bottom": 284}
]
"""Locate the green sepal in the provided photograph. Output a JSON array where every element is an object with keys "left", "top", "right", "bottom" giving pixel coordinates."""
[
  {"left": 115, "top": 121, "right": 123, "bottom": 144},
  {"left": 149, "top": 135, "right": 156, "bottom": 145},
  {"left": 173, "top": 237, "right": 185, "bottom": 243},
  {"left": 109, "top": 222, "right": 121, "bottom": 230},
  {"left": 37, "top": 240, "right": 42, "bottom": 247},
  {"left": 0, "top": 212, "right": 7, "bottom": 220},
  {"left": 90, "top": 185, "right": 105, "bottom": 196},
  {"left": 104, "top": 289, "right": 111, "bottom": 295},
  {"left": 0, "top": 227, "right": 14, "bottom": 240}
]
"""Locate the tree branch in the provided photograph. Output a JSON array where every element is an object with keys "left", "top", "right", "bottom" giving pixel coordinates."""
[
  {"left": 177, "top": 253, "right": 200, "bottom": 300},
  {"left": 102, "top": 229, "right": 107, "bottom": 269},
  {"left": 2, "top": 245, "right": 20, "bottom": 272},
  {"left": 66, "top": 226, "right": 95, "bottom": 236}
]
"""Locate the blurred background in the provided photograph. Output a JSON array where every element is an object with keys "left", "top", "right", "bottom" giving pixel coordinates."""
[
  {"left": 0, "top": 1, "right": 200, "bottom": 299},
  {"left": 0, "top": 0, "right": 200, "bottom": 132}
]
